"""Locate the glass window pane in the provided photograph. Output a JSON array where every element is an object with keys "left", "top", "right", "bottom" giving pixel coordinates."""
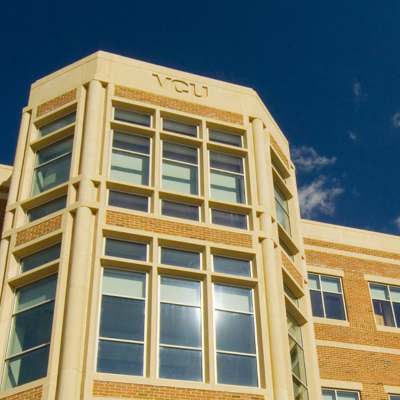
[
  {"left": 159, "top": 347, "right": 202, "bottom": 381},
  {"left": 210, "top": 152, "right": 243, "bottom": 174},
  {"left": 108, "top": 191, "right": 148, "bottom": 212},
  {"left": 323, "top": 292, "right": 346, "bottom": 320},
  {"left": 293, "top": 377, "right": 309, "bottom": 400},
  {"left": 210, "top": 170, "right": 245, "bottom": 203},
  {"left": 160, "top": 277, "right": 200, "bottom": 306},
  {"left": 97, "top": 340, "right": 143, "bottom": 376},
  {"left": 289, "top": 336, "right": 307, "bottom": 383},
  {"left": 4, "top": 345, "right": 50, "bottom": 389},
  {"left": 100, "top": 296, "right": 144, "bottom": 341},
  {"left": 322, "top": 390, "right": 335, "bottom": 400},
  {"left": 162, "top": 161, "right": 198, "bottom": 195},
  {"left": 160, "top": 304, "right": 201, "bottom": 347},
  {"left": 390, "top": 396, "right": 400, "bottom": 400},
  {"left": 213, "top": 256, "right": 250, "bottom": 277},
  {"left": 393, "top": 303, "right": 400, "bottom": 327},
  {"left": 215, "top": 310, "right": 255, "bottom": 354},
  {"left": 274, "top": 186, "right": 288, "bottom": 210},
  {"left": 337, "top": 391, "right": 359, "bottom": 400},
  {"left": 36, "top": 138, "right": 73, "bottom": 165},
  {"left": 287, "top": 314, "right": 303, "bottom": 345},
  {"left": 211, "top": 209, "right": 247, "bottom": 229},
  {"left": 276, "top": 202, "right": 291, "bottom": 233},
  {"left": 105, "top": 238, "right": 147, "bottom": 261},
  {"left": 161, "top": 248, "right": 200, "bottom": 269},
  {"left": 114, "top": 108, "right": 151, "bottom": 127},
  {"left": 310, "top": 291, "right": 324, "bottom": 317},
  {"left": 16, "top": 276, "right": 57, "bottom": 312},
  {"left": 27, "top": 197, "right": 66, "bottom": 222},
  {"left": 21, "top": 244, "right": 61, "bottom": 273},
  {"left": 390, "top": 286, "right": 400, "bottom": 302},
  {"left": 370, "top": 283, "right": 390, "bottom": 300},
  {"left": 214, "top": 285, "right": 253, "bottom": 313},
  {"left": 308, "top": 274, "right": 320, "bottom": 290},
  {"left": 217, "top": 353, "right": 258, "bottom": 387},
  {"left": 163, "top": 142, "right": 197, "bottom": 164},
  {"left": 103, "top": 269, "right": 145, "bottom": 298},
  {"left": 113, "top": 132, "right": 150, "bottom": 154},
  {"left": 33, "top": 154, "right": 71, "bottom": 195},
  {"left": 163, "top": 119, "right": 197, "bottom": 137},
  {"left": 321, "top": 276, "right": 341, "bottom": 293},
  {"left": 209, "top": 130, "right": 242, "bottom": 147},
  {"left": 373, "top": 299, "right": 396, "bottom": 327},
  {"left": 162, "top": 201, "right": 199, "bottom": 221},
  {"left": 9, "top": 302, "right": 54, "bottom": 355},
  {"left": 110, "top": 150, "right": 149, "bottom": 185},
  {"left": 39, "top": 113, "right": 76, "bottom": 137}
]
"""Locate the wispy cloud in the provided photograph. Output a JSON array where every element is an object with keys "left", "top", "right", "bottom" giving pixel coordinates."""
[
  {"left": 392, "top": 112, "right": 400, "bottom": 128},
  {"left": 298, "top": 176, "right": 344, "bottom": 218},
  {"left": 352, "top": 78, "right": 367, "bottom": 103},
  {"left": 394, "top": 216, "right": 400, "bottom": 231},
  {"left": 292, "top": 146, "right": 336, "bottom": 173},
  {"left": 348, "top": 130, "right": 357, "bottom": 141}
]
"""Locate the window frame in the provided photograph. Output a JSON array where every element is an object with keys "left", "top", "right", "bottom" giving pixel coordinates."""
[
  {"left": 159, "top": 246, "right": 202, "bottom": 270},
  {"left": 322, "top": 388, "right": 360, "bottom": 400},
  {"left": 212, "top": 254, "right": 252, "bottom": 278},
  {"left": 161, "top": 117, "right": 199, "bottom": 138},
  {"left": 113, "top": 107, "right": 153, "bottom": 128},
  {"left": 210, "top": 208, "right": 248, "bottom": 230},
  {"left": 103, "top": 237, "right": 149, "bottom": 262},
  {"left": 208, "top": 128, "right": 243, "bottom": 148},
  {"left": 107, "top": 189, "right": 150, "bottom": 213},
  {"left": 274, "top": 185, "right": 291, "bottom": 235},
  {"left": 160, "top": 200, "right": 200, "bottom": 222},
  {"left": 36, "top": 111, "right": 76, "bottom": 138},
  {"left": 369, "top": 281, "right": 400, "bottom": 328}
]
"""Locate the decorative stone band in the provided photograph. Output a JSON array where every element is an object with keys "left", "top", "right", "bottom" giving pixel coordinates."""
[
  {"left": 36, "top": 89, "right": 77, "bottom": 117},
  {"left": 16, "top": 215, "right": 62, "bottom": 246},
  {"left": 115, "top": 85, "right": 244, "bottom": 125},
  {"left": 0, "top": 386, "right": 42, "bottom": 400},
  {"left": 106, "top": 211, "right": 252, "bottom": 248},
  {"left": 304, "top": 237, "right": 400, "bottom": 262},
  {"left": 93, "top": 381, "right": 264, "bottom": 400},
  {"left": 270, "top": 134, "right": 290, "bottom": 168},
  {"left": 281, "top": 250, "right": 304, "bottom": 287}
]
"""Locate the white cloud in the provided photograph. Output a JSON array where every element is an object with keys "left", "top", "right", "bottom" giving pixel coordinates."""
[
  {"left": 348, "top": 130, "right": 357, "bottom": 141},
  {"left": 392, "top": 112, "right": 400, "bottom": 128},
  {"left": 298, "top": 176, "right": 344, "bottom": 218},
  {"left": 353, "top": 79, "right": 362, "bottom": 99},
  {"left": 292, "top": 146, "right": 336, "bottom": 173},
  {"left": 394, "top": 216, "right": 400, "bottom": 231}
]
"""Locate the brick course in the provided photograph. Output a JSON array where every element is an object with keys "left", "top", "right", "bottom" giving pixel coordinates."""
[
  {"left": 16, "top": 215, "right": 62, "bottom": 246},
  {"left": 0, "top": 386, "right": 42, "bottom": 400},
  {"left": 115, "top": 85, "right": 244, "bottom": 125},
  {"left": 106, "top": 211, "right": 253, "bottom": 248},
  {"left": 93, "top": 381, "right": 264, "bottom": 400},
  {"left": 36, "top": 89, "right": 76, "bottom": 117}
]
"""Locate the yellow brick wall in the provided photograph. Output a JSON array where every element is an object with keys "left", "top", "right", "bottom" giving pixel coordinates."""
[
  {"left": 36, "top": 89, "right": 76, "bottom": 117},
  {"left": 0, "top": 386, "right": 42, "bottom": 400},
  {"left": 16, "top": 215, "right": 62, "bottom": 246}
]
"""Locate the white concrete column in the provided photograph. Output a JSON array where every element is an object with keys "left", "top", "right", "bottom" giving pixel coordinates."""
[
  {"left": 252, "top": 118, "right": 292, "bottom": 400},
  {"left": 56, "top": 80, "right": 103, "bottom": 400}
]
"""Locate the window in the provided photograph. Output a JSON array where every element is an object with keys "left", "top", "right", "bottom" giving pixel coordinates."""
[
  {"left": 369, "top": 283, "right": 400, "bottom": 328},
  {"left": 32, "top": 137, "right": 73, "bottom": 195},
  {"left": 280, "top": 239, "right": 295, "bottom": 262},
  {"left": 105, "top": 238, "right": 147, "bottom": 261},
  {"left": 308, "top": 274, "right": 346, "bottom": 320},
  {"left": 284, "top": 284, "right": 299, "bottom": 306},
  {"left": 287, "top": 314, "right": 308, "bottom": 400},
  {"left": 114, "top": 108, "right": 151, "bottom": 127},
  {"left": 20, "top": 243, "right": 61, "bottom": 273},
  {"left": 162, "top": 200, "right": 199, "bottom": 221},
  {"left": 209, "top": 129, "right": 242, "bottom": 147},
  {"left": 214, "top": 284, "right": 258, "bottom": 387},
  {"left": 274, "top": 185, "right": 291, "bottom": 234},
  {"left": 3, "top": 276, "right": 57, "bottom": 389},
  {"left": 162, "top": 142, "right": 198, "bottom": 195},
  {"left": 211, "top": 209, "right": 247, "bottom": 229},
  {"left": 213, "top": 255, "right": 251, "bottom": 277},
  {"left": 27, "top": 196, "right": 67, "bottom": 222},
  {"left": 160, "top": 248, "right": 200, "bottom": 269},
  {"left": 390, "top": 396, "right": 400, "bottom": 400},
  {"left": 97, "top": 269, "right": 146, "bottom": 375},
  {"left": 38, "top": 112, "right": 76, "bottom": 137},
  {"left": 163, "top": 119, "right": 197, "bottom": 137},
  {"left": 108, "top": 191, "right": 148, "bottom": 212},
  {"left": 159, "top": 277, "right": 202, "bottom": 381},
  {"left": 322, "top": 389, "right": 359, "bottom": 400},
  {"left": 110, "top": 132, "right": 150, "bottom": 185},
  {"left": 210, "top": 152, "right": 245, "bottom": 203}
]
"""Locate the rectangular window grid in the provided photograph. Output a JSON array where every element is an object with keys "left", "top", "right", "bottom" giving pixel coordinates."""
[
  {"left": 370, "top": 282, "right": 400, "bottom": 328},
  {"left": 322, "top": 388, "right": 360, "bottom": 400}
]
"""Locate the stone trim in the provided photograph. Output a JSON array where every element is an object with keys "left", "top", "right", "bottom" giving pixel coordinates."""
[
  {"left": 115, "top": 85, "right": 244, "bottom": 125},
  {"left": 36, "top": 89, "right": 77, "bottom": 117},
  {"left": 281, "top": 250, "right": 304, "bottom": 287},
  {"left": 270, "top": 135, "right": 289, "bottom": 168},
  {"left": 16, "top": 215, "right": 62, "bottom": 246}
]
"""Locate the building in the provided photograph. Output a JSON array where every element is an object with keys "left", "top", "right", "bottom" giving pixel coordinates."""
[{"left": 0, "top": 51, "right": 398, "bottom": 400}]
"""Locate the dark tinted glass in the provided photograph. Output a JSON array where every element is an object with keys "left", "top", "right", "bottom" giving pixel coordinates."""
[
  {"left": 28, "top": 197, "right": 66, "bottom": 222},
  {"left": 159, "top": 347, "right": 202, "bottom": 381},
  {"left": 393, "top": 303, "right": 400, "bottom": 327},
  {"left": 373, "top": 299, "right": 396, "bottom": 327},
  {"left": 39, "top": 112, "right": 76, "bottom": 136},
  {"left": 210, "top": 152, "right": 243, "bottom": 173},
  {"left": 163, "top": 142, "right": 197, "bottom": 164},
  {"left": 161, "top": 248, "right": 200, "bottom": 269},
  {"left": 217, "top": 353, "right": 258, "bottom": 387},
  {"left": 114, "top": 109, "right": 151, "bottom": 127},
  {"left": 113, "top": 132, "right": 150, "bottom": 154},
  {"left": 108, "top": 191, "right": 148, "bottom": 212},
  {"left": 209, "top": 130, "right": 242, "bottom": 147},
  {"left": 105, "top": 238, "right": 147, "bottom": 261},
  {"left": 162, "top": 201, "right": 199, "bottom": 221},
  {"left": 213, "top": 256, "right": 250, "bottom": 277},
  {"left": 211, "top": 209, "right": 247, "bottom": 229},
  {"left": 163, "top": 119, "right": 197, "bottom": 137},
  {"left": 37, "top": 137, "right": 73, "bottom": 165},
  {"left": 21, "top": 244, "right": 61, "bottom": 273},
  {"left": 310, "top": 291, "right": 324, "bottom": 317},
  {"left": 323, "top": 292, "right": 346, "bottom": 320}
]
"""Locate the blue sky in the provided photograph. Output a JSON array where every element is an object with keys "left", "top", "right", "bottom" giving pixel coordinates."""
[{"left": 1, "top": 1, "right": 399, "bottom": 234}]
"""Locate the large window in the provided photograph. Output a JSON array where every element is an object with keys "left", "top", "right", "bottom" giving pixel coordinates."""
[
  {"left": 108, "top": 191, "right": 149, "bottom": 212},
  {"left": 160, "top": 248, "right": 200, "bottom": 270},
  {"left": 162, "top": 142, "right": 198, "bottom": 195},
  {"left": 110, "top": 132, "right": 150, "bottom": 185},
  {"left": 308, "top": 273, "right": 346, "bottom": 320},
  {"left": 27, "top": 196, "right": 66, "bottom": 222},
  {"left": 161, "top": 200, "right": 199, "bottom": 221},
  {"left": 105, "top": 238, "right": 147, "bottom": 261},
  {"left": 20, "top": 243, "right": 61, "bottom": 273},
  {"left": 32, "top": 137, "right": 73, "bottom": 195},
  {"left": 287, "top": 314, "right": 308, "bottom": 400},
  {"left": 322, "top": 389, "right": 359, "bottom": 400},
  {"left": 209, "top": 129, "right": 242, "bottom": 147},
  {"left": 274, "top": 185, "right": 291, "bottom": 234},
  {"left": 38, "top": 112, "right": 76, "bottom": 137},
  {"left": 114, "top": 108, "right": 151, "bottom": 127},
  {"left": 211, "top": 209, "right": 247, "bottom": 229},
  {"left": 163, "top": 119, "right": 197, "bottom": 137},
  {"left": 213, "top": 255, "right": 251, "bottom": 277},
  {"left": 369, "top": 282, "right": 400, "bottom": 328},
  {"left": 214, "top": 284, "right": 258, "bottom": 387},
  {"left": 210, "top": 152, "right": 245, "bottom": 203},
  {"left": 97, "top": 269, "right": 146, "bottom": 375},
  {"left": 3, "top": 276, "right": 57, "bottom": 389},
  {"left": 159, "top": 277, "right": 202, "bottom": 381},
  {"left": 390, "top": 396, "right": 400, "bottom": 400}
]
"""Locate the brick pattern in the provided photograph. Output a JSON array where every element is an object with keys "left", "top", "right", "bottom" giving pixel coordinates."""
[
  {"left": 16, "top": 215, "right": 62, "bottom": 246},
  {"left": 269, "top": 135, "right": 289, "bottom": 168},
  {"left": 281, "top": 250, "right": 304, "bottom": 287},
  {"left": 304, "top": 237, "right": 400, "bottom": 261},
  {"left": 106, "top": 211, "right": 252, "bottom": 248},
  {"left": 0, "top": 198, "right": 6, "bottom": 235},
  {"left": 115, "top": 85, "right": 244, "bottom": 125},
  {"left": 36, "top": 89, "right": 76, "bottom": 117},
  {"left": 0, "top": 386, "right": 42, "bottom": 400},
  {"left": 93, "top": 381, "right": 264, "bottom": 400}
]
